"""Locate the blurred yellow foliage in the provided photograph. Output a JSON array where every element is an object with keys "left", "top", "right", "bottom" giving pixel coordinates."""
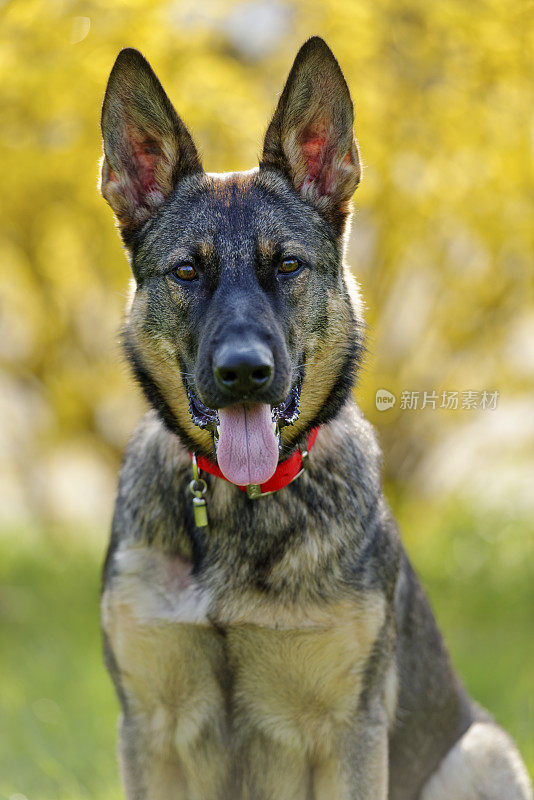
[
  {"left": 1, "top": 0, "right": 533, "bottom": 525},
  {"left": 1, "top": 4, "right": 533, "bottom": 791}
]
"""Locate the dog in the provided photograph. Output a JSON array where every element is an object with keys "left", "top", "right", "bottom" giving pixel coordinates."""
[{"left": 99, "top": 36, "right": 532, "bottom": 800}]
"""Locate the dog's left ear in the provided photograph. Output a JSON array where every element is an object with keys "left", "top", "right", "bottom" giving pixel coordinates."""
[{"left": 261, "top": 37, "right": 361, "bottom": 233}]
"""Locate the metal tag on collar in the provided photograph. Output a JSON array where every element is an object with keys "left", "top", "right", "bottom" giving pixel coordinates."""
[
  {"left": 190, "top": 454, "right": 208, "bottom": 527},
  {"left": 246, "top": 439, "right": 310, "bottom": 500}
]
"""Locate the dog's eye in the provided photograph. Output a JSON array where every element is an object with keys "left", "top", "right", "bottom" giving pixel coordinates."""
[
  {"left": 170, "top": 262, "right": 198, "bottom": 283},
  {"left": 278, "top": 257, "right": 302, "bottom": 275}
]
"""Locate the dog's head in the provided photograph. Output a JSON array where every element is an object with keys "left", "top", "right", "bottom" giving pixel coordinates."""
[{"left": 100, "top": 37, "right": 364, "bottom": 486}]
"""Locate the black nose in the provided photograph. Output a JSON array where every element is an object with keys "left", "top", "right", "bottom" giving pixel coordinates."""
[{"left": 213, "top": 341, "right": 274, "bottom": 397}]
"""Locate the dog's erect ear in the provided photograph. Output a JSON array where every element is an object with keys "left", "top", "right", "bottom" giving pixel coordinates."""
[
  {"left": 100, "top": 48, "right": 202, "bottom": 240},
  {"left": 261, "top": 37, "right": 361, "bottom": 232}
]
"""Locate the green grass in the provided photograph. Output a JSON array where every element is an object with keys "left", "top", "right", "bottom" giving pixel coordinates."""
[
  {"left": 1, "top": 500, "right": 532, "bottom": 799},
  {"left": 0, "top": 529, "right": 121, "bottom": 800},
  {"left": 392, "top": 493, "right": 534, "bottom": 779}
]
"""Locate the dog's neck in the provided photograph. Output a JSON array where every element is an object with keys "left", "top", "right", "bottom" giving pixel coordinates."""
[{"left": 181, "top": 398, "right": 390, "bottom": 604}]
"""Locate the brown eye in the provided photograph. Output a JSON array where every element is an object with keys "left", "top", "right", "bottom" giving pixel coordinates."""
[
  {"left": 170, "top": 262, "right": 198, "bottom": 283},
  {"left": 278, "top": 257, "right": 302, "bottom": 275}
]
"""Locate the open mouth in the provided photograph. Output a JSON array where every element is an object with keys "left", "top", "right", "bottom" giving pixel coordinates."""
[
  {"left": 187, "top": 381, "right": 301, "bottom": 433},
  {"left": 185, "top": 379, "right": 302, "bottom": 486}
]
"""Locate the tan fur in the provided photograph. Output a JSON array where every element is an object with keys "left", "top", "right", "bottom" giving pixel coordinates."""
[
  {"left": 257, "top": 236, "right": 276, "bottom": 261},
  {"left": 313, "top": 755, "right": 352, "bottom": 798},
  {"left": 383, "top": 662, "right": 399, "bottom": 730},
  {"left": 127, "top": 291, "right": 213, "bottom": 454},
  {"left": 103, "top": 542, "right": 386, "bottom": 799},
  {"left": 420, "top": 722, "right": 533, "bottom": 800},
  {"left": 227, "top": 596, "right": 384, "bottom": 754},
  {"left": 209, "top": 171, "right": 252, "bottom": 204},
  {"left": 163, "top": 241, "right": 213, "bottom": 273},
  {"left": 196, "top": 240, "right": 215, "bottom": 261},
  {"left": 103, "top": 547, "right": 230, "bottom": 798},
  {"left": 284, "top": 286, "right": 354, "bottom": 451}
]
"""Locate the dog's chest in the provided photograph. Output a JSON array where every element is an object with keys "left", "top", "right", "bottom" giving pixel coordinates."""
[{"left": 102, "top": 545, "right": 385, "bottom": 755}]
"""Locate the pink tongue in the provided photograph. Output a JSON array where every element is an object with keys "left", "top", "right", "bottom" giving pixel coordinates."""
[{"left": 216, "top": 403, "right": 279, "bottom": 486}]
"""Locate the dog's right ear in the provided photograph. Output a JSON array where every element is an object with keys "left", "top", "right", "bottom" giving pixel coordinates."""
[{"left": 100, "top": 49, "right": 202, "bottom": 241}]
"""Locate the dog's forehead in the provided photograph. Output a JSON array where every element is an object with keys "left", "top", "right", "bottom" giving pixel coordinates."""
[
  {"left": 202, "top": 169, "right": 296, "bottom": 227},
  {"left": 202, "top": 169, "right": 266, "bottom": 239},
  {"left": 139, "top": 167, "right": 334, "bottom": 269},
  {"left": 191, "top": 169, "right": 330, "bottom": 253},
  {"left": 196, "top": 169, "right": 316, "bottom": 230},
  {"left": 205, "top": 167, "right": 259, "bottom": 198}
]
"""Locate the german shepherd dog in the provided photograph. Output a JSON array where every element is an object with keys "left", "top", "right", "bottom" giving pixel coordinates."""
[{"left": 99, "top": 37, "right": 532, "bottom": 800}]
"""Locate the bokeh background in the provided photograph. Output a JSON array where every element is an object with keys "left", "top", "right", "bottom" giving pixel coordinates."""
[{"left": 1, "top": 0, "right": 533, "bottom": 797}]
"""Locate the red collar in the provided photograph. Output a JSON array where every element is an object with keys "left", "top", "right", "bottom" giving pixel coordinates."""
[{"left": 192, "top": 427, "right": 320, "bottom": 498}]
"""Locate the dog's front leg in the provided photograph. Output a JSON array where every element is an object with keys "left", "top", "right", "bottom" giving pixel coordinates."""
[
  {"left": 309, "top": 675, "right": 391, "bottom": 800},
  {"left": 119, "top": 710, "right": 187, "bottom": 800},
  {"left": 324, "top": 714, "right": 388, "bottom": 800},
  {"left": 118, "top": 706, "right": 232, "bottom": 800},
  {"left": 102, "top": 571, "right": 232, "bottom": 800},
  {"left": 236, "top": 729, "right": 310, "bottom": 800},
  {"left": 234, "top": 716, "right": 388, "bottom": 800},
  {"left": 311, "top": 719, "right": 388, "bottom": 800}
]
